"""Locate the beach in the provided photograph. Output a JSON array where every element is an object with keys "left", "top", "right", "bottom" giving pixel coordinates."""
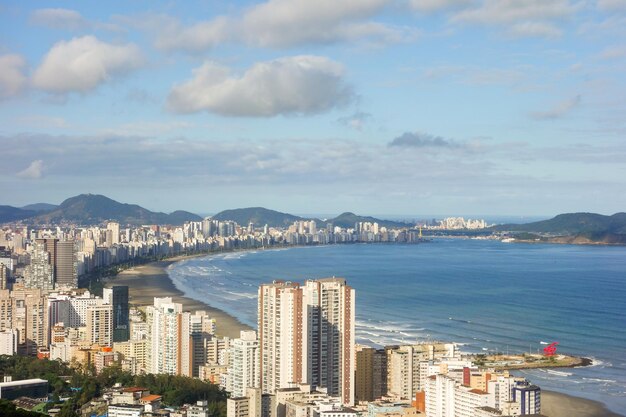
[
  {"left": 104, "top": 256, "right": 252, "bottom": 339},
  {"left": 106, "top": 256, "right": 624, "bottom": 417},
  {"left": 542, "top": 390, "right": 624, "bottom": 417}
]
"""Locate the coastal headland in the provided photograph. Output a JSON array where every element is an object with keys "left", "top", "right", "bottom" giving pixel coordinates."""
[{"left": 104, "top": 254, "right": 623, "bottom": 417}]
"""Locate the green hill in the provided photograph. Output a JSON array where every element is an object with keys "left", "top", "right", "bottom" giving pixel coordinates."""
[
  {"left": 21, "top": 202, "right": 58, "bottom": 212},
  {"left": 212, "top": 207, "right": 309, "bottom": 228},
  {"left": 492, "top": 212, "right": 626, "bottom": 244},
  {"left": 31, "top": 194, "right": 201, "bottom": 225},
  {"left": 0, "top": 205, "right": 37, "bottom": 223},
  {"left": 329, "top": 212, "right": 411, "bottom": 229}
]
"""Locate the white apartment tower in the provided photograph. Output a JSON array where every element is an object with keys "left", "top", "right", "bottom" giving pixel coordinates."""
[
  {"left": 258, "top": 278, "right": 355, "bottom": 405},
  {"left": 147, "top": 298, "right": 182, "bottom": 375},
  {"left": 227, "top": 330, "right": 260, "bottom": 398},
  {"left": 107, "top": 222, "right": 120, "bottom": 246},
  {"left": 86, "top": 304, "right": 113, "bottom": 346}
]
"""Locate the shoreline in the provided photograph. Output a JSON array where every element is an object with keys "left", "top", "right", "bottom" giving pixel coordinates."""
[
  {"left": 542, "top": 390, "right": 625, "bottom": 417},
  {"left": 104, "top": 251, "right": 624, "bottom": 417},
  {"left": 104, "top": 253, "right": 252, "bottom": 339}
]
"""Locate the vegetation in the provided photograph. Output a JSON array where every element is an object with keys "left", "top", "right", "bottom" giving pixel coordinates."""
[
  {"left": 212, "top": 206, "right": 312, "bottom": 228},
  {"left": 0, "top": 400, "right": 46, "bottom": 417},
  {"left": 0, "top": 356, "right": 227, "bottom": 417},
  {"left": 25, "top": 194, "right": 201, "bottom": 225},
  {"left": 329, "top": 212, "right": 410, "bottom": 229},
  {"left": 0, "top": 205, "right": 37, "bottom": 223},
  {"left": 212, "top": 207, "right": 412, "bottom": 229},
  {"left": 491, "top": 212, "right": 626, "bottom": 235}
]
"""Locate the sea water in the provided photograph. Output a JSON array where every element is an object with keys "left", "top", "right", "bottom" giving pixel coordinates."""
[{"left": 167, "top": 239, "right": 626, "bottom": 414}]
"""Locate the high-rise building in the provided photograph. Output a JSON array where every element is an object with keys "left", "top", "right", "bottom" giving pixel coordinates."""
[
  {"left": 355, "top": 346, "right": 387, "bottom": 402},
  {"left": 387, "top": 343, "right": 456, "bottom": 400},
  {"left": 303, "top": 278, "right": 355, "bottom": 405},
  {"left": 55, "top": 240, "right": 77, "bottom": 288},
  {"left": 0, "top": 290, "right": 11, "bottom": 331},
  {"left": 0, "top": 329, "right": 18, "bottom": 355},
  {"left": 228, "top": 330, "right": 260, "bottom": 398},
  {"left": 258, "top": 281, "right": 303, "bottom": 394},
  {"left": 187, "top": 310, "right": 214, "bottom": 377},
  {"left": 11, "top": 288, "right": 48, "bottom": 355},
  {"left": 258, "top": 278, "right": 355, "bottom": 405},
  {"left": 512, "top": 383, "right": 541, "bottom": 415},
  {"left": 86, "top": 304, "right": 113, "bottom": 347},
  {"left": 147, "top": 298, "right": 212, "bottom": 377},
  {"left": 147, "top": 298, "right": 183, "bottom": 375},
  {"left": 104, "top": 286, "right": 130, "bottom": 342},
  {"left": 0, "top": 263, "right": 8, "bottom": 290},
  {"left": 24, "top": 241, "right": 54, "bottom": 291},
  {"left": 29, "top": 239, "right": 76, "bottom": 289},
  {"left": 107, "top": 222, "right": 120, "bottom": 245}
]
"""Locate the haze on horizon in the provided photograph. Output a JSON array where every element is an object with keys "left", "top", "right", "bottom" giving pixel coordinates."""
[{"left": 1, "top": 1, "right": 625, "bottom": 216}]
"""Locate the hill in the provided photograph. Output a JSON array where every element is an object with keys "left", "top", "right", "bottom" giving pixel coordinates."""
[
  {"left": 492, "top": 212, "right": 626, "bottom": 244},
  {"left": 212, "top": 207, "right": 309, "bottom": 228},
  {"left": 21, "top": 202, "right": 58, "bottom": 212},
  {"left": 30, "top": 194, "right": 201, "bottom": 225},
  {"left": 0, "top": 205, "right": 37, "bottom": 223},
  {"left": 329, "top": 212, "right": 411, "bottom": 229},
  {"left": 212, "top": 207, "right": 412, "bottom": 229}
]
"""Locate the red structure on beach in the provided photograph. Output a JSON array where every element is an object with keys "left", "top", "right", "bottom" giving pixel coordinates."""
[{"left": 543, "top": 342, "right": 559, "bottom": 356}]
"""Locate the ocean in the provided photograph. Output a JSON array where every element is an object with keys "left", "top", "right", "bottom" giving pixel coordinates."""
[{"left": 167, "top": 239, "right": 626, "bottom": 414}]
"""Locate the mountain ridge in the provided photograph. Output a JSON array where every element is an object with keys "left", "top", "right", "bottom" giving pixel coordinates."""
[
  {"left": 491, "top": 212, "right": 626, "bottom": 244},
  {"left": 2, "top": 194, "right": 202, "bottom": 226}
]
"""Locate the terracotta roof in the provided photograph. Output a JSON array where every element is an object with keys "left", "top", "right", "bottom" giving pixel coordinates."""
[
  {"left": 469, "top": 389, "right": 487, "bottom": 395},
  {"left": 123, "top": 387, "right": 149, "bottom": 392},
  {"left": 140, "top": 394, "right": 163, "bottom": 402}
]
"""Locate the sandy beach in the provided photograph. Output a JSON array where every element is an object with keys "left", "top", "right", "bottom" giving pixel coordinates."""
[
  {"left": 104, "top": 256, "right": 252, "bottom": 339},
  {"left": 542, "top": 390, "right": 624, "bottom": 417}
]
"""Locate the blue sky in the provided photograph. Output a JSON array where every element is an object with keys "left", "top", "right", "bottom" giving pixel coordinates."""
[{"left": 1, "top": 0, "right": 625, "bottom": 216}]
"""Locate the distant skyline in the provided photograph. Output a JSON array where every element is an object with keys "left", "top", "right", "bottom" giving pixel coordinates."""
[{"left": 2, "top": 1, "right": 625, "bottom": 215}]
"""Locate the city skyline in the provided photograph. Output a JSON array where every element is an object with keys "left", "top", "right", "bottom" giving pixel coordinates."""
[{"left": 2, "top": 1, "right": 625, "bottom": 215}]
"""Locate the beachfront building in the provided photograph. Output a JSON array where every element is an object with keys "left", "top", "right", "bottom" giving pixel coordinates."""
[
  {"left": 387, "top": 343, "right": 456, "bottom": 400},
  {"left": 258, "top": 278, "right": 355, "bottom": 405},
  {"left": 146, "top": 297, "right": 215, "bottom": 377},
  {"left": 147, "top": 297, "right": 183, "bottom": 375},
  {"left": 424, "top": 371, "right": 541, "bottom": 417},
  {"left": 227, "top": 330, "right": 260, "bottom": 398},
  {"left": 355, "top": 346, "right": 387, "bottom": 403}
]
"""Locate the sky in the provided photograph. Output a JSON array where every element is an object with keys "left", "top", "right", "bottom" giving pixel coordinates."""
[{"left": 1, "top": 0, "right": 625, "bottom": 217}]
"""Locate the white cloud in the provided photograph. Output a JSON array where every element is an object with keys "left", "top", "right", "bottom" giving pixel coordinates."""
[
  {"left": 597, "top": 0, "right": 626, "bottom": 11},
  {"left": 15, "top": 115, "right": 69, "bottom": 129},
  {"left": 30, "top": 8, "right": 122, "bottom": 32},
  {"left": 452, "top": 0, "right": 578, "bottom": 24},
  {"left": 17, "top": 160, "right": 45, "bottom": 179},
  {"left": 600, "top": 45, "right": 626, "bottom": 59},
  {"left": 409, "top": 0, "right": 472, "bottom": 13},
  {"left": 450, "top": 0, "right": 579, "bottom": 37},
  {"left": 30, "top": 8, "right": 87, "bottom": 30},
  {"left": 168, "top": 56, "right": 354, "bottom": 117},
  {"left": 531, "top": 95, "right": 581, "bottom": 120},
  {"left": 240, "top": 0, "right": 399, "bottom": 47},
  {"left": 32, "top": 36, "right": 142, "bottom": 93},
  {"left": 337, "top": 112, "right": 372, "bottom": 130},
  {"left": 508, "top": 22, "right": 562, "bottom": 38},
  {"left": 144, "top": 0, "right": 407, "bottom": 52},
  {"left": 0, "top": 54, "right": 27, "bottom": 99}
]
